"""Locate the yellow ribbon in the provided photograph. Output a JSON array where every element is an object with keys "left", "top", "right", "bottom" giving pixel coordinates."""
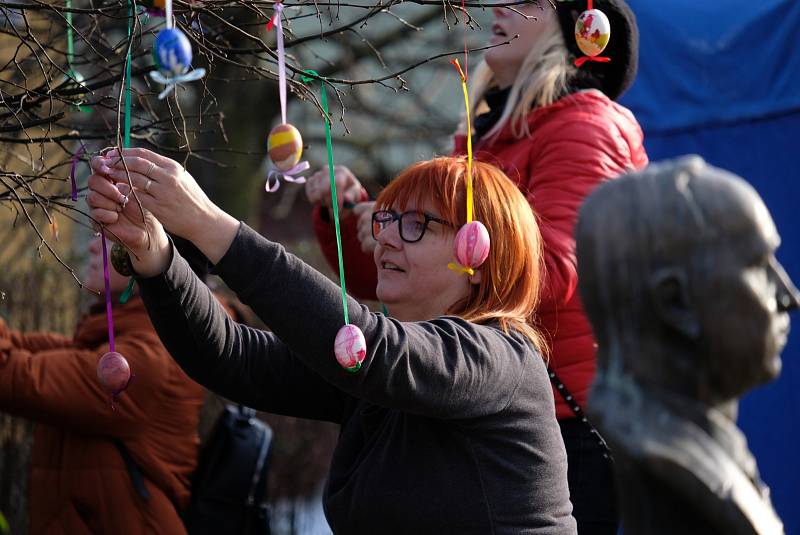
[
  {"left": 447, "top": 262, "right": 475, "bottom": 276},
  {"left": 451, "top": 58, "right": 473, "bottom": 224}
]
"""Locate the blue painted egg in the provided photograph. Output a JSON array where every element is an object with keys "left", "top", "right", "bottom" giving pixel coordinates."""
[{"left": 153, "top": 28, "right": 193, "bottom": 77}]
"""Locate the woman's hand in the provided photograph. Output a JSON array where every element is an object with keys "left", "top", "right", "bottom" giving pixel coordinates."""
[
  {"left": 86, "top": 171, "right": 171, "bottom": 277},
  {"left": 89, "top": 148, "right": 239, "bottom": 264},
  {"left": 305, "top": 165, "right": 366, "bottom": 218},
  {"left": 353, "top": 201, "right": 377, "bottom": 254}
]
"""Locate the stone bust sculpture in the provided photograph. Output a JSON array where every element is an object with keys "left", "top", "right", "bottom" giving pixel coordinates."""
[{"left": 576, "top": 156, "right": 798, "bottom": 535}]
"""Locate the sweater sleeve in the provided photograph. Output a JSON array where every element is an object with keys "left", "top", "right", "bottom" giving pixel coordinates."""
[
  {"left": 0, "top": 327, "right": 174, "bottom": 438},
  {"left": 311, "top": 201, "right": 378, "bottom": 302},
  {"left": 213, "top": 223, "right": 531, "bottom": 420},
  {"left": 0, "top": 318, "right": 74, "bottom": 353},
  {"left": 137, "top": 244, "right": 350, "bottom": 423},
  {"left": 526, "top": 115, "right": 638, "bottom": 308}
]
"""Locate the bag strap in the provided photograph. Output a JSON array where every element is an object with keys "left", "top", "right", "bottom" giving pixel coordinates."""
[
  {"left": 547, "top": 367, "right": 613, "bottom": 460},
  {"left": 114, "top": 439, "right": 151, "bottom": 501}
]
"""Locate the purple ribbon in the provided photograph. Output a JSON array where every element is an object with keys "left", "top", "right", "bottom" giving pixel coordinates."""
[
  {"left": 265, "top": 160, "right": 310, "bottom": 193},
  {"left": 100, "top": 229, "right": 116, "bottom": 353},
  {"left": 70, "top": 144, "right": 85, "bottom": 201}
]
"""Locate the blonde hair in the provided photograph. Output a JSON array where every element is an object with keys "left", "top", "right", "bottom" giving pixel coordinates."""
[{"left": 466, "top": 15, "right": 577, "bottom": 140}]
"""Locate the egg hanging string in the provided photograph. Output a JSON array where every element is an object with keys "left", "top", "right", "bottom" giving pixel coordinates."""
[
  {"left": 264, "top": 3, "right": 309, "bottom": 192},
  {"left": 301, "top": 70, "right": 367, "bottom": 373},
  {"left": 447, "top": 59, "right": 490, "bottom": 277},
  {"left": 97, "top": 230, "right": 134, "bottom": 406},
  {"left": 69, "top": 142, "right": 86, "bottom": 201},
  {"left": 65, "top": 0, "right": 91, "bottom": 113}
]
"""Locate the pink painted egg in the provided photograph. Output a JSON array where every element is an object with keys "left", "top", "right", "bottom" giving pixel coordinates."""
[
  {"left": 454, "top": 221, "right": 490, "bottom": 269},
  {"left": 267, "top": 123, "right": 303, "bottom": 172},
  {"left": 96, "top": 351, "right": 132, "bottom": 394},
  {"left": 334, "top": 324, "right": 366, "bottom": 371},
  {"left": 575, "top": 9, "right": 611, "bottom": 57}
]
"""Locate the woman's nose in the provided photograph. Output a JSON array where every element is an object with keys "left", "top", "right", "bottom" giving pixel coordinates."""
[{"left": 376, "top": 220, "right": 402, "bottom": 249}]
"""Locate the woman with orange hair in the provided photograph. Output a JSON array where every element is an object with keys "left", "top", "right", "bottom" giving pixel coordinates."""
[
  {"left": 86, "top": 149, "right": 577, "bottom": 534},
  {"left": 307, "top": 3, "right": 647, "bottom": 532}
]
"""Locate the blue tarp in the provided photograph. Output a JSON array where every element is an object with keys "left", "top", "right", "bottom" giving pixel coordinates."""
[{"left": 620, "top": 1, "right": 800, "bottom": 533}]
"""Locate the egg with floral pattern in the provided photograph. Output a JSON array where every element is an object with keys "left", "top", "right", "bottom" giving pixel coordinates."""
[{"left": 575, "top": 9, "right": 611, "bottom": 57}]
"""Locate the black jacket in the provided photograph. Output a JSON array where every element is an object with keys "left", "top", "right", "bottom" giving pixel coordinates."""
[{"left": 138, "top": 223, "right": 576, "bottom": 535}]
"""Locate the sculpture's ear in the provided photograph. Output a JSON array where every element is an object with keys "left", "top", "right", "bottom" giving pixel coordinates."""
[{"left": 648, "top": 267, "right": 700, "bottom": 340}]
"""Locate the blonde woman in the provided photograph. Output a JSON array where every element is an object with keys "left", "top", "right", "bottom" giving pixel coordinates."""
[{"left": 307, "top": 2, "right": 648, "bottom": 532}]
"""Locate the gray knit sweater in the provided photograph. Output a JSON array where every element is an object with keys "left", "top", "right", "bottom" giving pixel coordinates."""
[{"left": 138, "top": 223, "right": 576, "bottom": 535}]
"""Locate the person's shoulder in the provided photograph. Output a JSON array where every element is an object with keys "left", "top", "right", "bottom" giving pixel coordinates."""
[
  {"left": 425, "top": 316, "right": 539, "bottom": 356},
  {"left": 531, "top": 90, "right": 638, "bottom": 129}
]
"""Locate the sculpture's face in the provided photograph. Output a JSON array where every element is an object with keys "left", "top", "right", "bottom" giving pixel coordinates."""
[{"left": 699, "top": 193, "right": 798, "bottom": 395}]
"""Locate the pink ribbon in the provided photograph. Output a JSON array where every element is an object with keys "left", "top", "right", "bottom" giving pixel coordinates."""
[
  {"left": 265, "top": 160, "right": 310, "bottom": 193},
  {"left": 268, "top": 3, "right": 288, "bottom": 125}
]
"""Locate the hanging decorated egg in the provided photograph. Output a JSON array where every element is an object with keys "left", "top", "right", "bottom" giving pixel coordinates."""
[
  {"left": 454, "top": 221, "right": 490, "bottom": 270},
  {"left": 97, "top": 351, "right": 132, "bottom": 395},
  {"left": 574, "top": 9, "right": 611, "bottom": 57},
  {"left": 267, "top": 123, "right": 304, "bottom": 172},
  {"left": 152, "top": 27, "right": 193, "bottom": 78},
  {"left": 334, "top": 324, "right": 366, "bottom": 372},
  {"left": 110, "top": 243, "right": 133, "bottom": 277}
]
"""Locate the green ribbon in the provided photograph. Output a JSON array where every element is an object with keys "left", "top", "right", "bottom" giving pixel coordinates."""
[
  {"left": 301, "top": 70, "right": 350, "bottom": 325},
  {"left": 0, "top": 511, "right": 9, "bottom": 534},
  {"left": 117, "top": 4, "right": 135, "bottom": 302},
  {"left": 66, "top": 0, "right": 74, "bottom": 66},
  {"left": 65, "top": 0, "right": 92, "bottom": 113},
  {"left": 124, "top": 1, "right": 133, "bottom": 148},
  {"left": 120, "top": 278, "right": 135, "bottom": 304}
]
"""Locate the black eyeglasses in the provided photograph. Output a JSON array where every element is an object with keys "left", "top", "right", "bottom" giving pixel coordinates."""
[{"left": 371, "top": 210, "right": 455, "bottom": 243}]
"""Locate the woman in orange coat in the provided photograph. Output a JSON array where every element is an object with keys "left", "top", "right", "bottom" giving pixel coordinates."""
[
  {"left": 307, "top": 2, "right": 647, "bottom": 533},
  {"left": 0, "top": 236, "right": 206, "bottom": 534}
]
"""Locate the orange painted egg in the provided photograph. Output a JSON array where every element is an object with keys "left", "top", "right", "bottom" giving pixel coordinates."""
[{"left": 267, "top": 123, "right": 303, "bottom": 172}]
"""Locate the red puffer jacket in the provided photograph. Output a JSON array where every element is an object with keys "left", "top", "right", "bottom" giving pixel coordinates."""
[{"left": 313, "top": 89, "right": 648, "bottom": 418}]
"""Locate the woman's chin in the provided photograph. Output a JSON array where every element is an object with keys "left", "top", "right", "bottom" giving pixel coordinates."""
[{"left": 375, "top": 283, "right": 403, "bottom": 308}]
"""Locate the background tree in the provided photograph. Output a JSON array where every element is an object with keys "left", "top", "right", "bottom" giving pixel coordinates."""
[{"left": 0, "top": 0, "right": 515, "bottom": 530}]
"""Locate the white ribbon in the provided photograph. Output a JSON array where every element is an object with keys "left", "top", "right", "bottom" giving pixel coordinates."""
[
  {"left": 149, "top": 68, "right": 206, "bottom": 99},
  {"left": 265, "top": 161, "right": 310, "bottom": 193}
]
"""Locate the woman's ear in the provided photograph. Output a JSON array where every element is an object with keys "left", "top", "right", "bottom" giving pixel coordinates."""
[{"left": 468, "top": 269, "right": 482, "bottom": 286}]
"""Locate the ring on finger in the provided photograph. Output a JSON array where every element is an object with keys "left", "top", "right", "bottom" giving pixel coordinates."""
[{"left": 146, "top": 161, "right": 156, "bottom": 178}]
